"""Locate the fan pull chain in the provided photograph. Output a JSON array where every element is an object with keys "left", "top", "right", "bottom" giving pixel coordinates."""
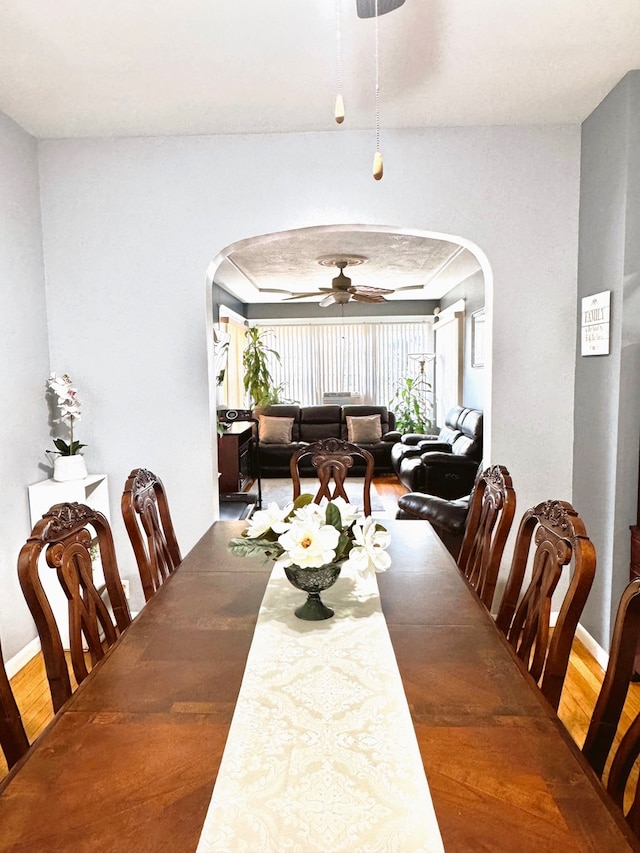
[
  {"left": 335, "top": 0, "right": 345, "bottom": 123},
  {"left": 372, "top": 0, "right": 383, "bottom": 179}
]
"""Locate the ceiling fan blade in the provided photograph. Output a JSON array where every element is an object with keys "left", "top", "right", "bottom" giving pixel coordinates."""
[
  {"left": 349, "top": 285, "right": 394, "bottom": 296},
  {"left": 356, "top": 0, "right": 406, "bottom": 17},
  {"left": 319, "top": 294, "right": 337, "bottom": 308},
  {"left": 351, "top": 293, "right": 388, "bottom": 303},
  {"left": 282, "top": 291, "right": 325, "bottom": 301},
  {"left": 392, "top": 284, "right": 427, "bottom": 293}
]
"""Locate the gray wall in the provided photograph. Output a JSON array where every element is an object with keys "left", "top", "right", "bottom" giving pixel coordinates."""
[
  {"left": 0, "top": 121, "right": 581, "bottom": 657},
  {"left": 242, "top": 298, "right": 438, "bottom": 321},
  {"left": 0, "top": 113, "right": 49, "bottom": 660},
  {"left": 37, "top": 126, "right": 579, "bottom": 613},
  {"left": 574, "top": 71, "right": 640, "bottom": 649}
]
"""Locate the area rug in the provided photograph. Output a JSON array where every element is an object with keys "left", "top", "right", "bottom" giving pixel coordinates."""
[{"left": 254, "top": 478, "right": 385, "bottom": 513}]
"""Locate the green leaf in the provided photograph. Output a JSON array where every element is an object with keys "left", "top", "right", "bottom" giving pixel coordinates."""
[
  {"left": 228, "top": 537, "right": 282, "bottom": 561},
  {"left": 334, "top": 531, "right": 351, "bottom": 561},
  {"left": 325, "top": 502, "right": 342, "bottom": 529},
  {"left": 293, "top": 494, "right": 313, "bottom": 510}
]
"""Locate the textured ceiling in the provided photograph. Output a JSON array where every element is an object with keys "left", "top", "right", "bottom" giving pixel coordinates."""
[
  {"left": 213, "top": 226, "right": 481, "bottom": 304},
  {"left": 0, "top": 1, "right": 638, "bottom": 139},
  {"left": 2, "top": 2, "right": 637, "bottom": 304}
]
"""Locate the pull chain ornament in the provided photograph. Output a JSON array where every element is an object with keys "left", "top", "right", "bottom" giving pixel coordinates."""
[
  {"left": 372, "top": 0, "right": 383, "bottom": 179},
  {"left": 335, "top": 0, "right": 345, "bottom": 123}
]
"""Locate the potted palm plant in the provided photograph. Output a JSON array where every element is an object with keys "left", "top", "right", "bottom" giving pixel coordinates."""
[
  {"left": 243, "top": 326, "right": 286, "bottom": 407},
  {"left": 389, "top": 374, "right": 434, "bottom": 434}
]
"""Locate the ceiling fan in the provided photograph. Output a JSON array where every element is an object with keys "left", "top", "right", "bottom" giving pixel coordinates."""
[{"left": 284, "top": 258, "right": 419, "bottom": 308}]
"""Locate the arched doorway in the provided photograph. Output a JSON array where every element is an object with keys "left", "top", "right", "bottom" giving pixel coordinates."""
[{"left": 205, "top": 223, "right": 492, "bottom": 516}]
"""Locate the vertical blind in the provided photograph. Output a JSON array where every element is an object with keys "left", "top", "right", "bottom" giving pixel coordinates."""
[{"left": 257, "top": 320, "right": 434, "bottom": 408}]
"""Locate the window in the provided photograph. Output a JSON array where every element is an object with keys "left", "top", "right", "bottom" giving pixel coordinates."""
[{"left": 255, "top": 318, "right": 434, "bottom": 408}]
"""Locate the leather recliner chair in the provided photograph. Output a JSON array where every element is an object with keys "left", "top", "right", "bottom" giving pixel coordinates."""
[
  {"left": 396, "top": 491, "right": 472, "bottom": 557},
  {"left": 392, "top": 407, "right": 483, "bottom": 499}
]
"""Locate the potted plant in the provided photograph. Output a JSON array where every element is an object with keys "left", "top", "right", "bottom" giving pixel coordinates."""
[
  {"left": 46, "top": 373, "right": 88, "bottom": 481},
  {"left": 388, "top": 374, "right": 434, "bottom": 434},
  {"left": 242, "top": 326, "right": 286, "bottom": 407},
  {"left": 229, "top": 494, "right": 390, "bottom": 619}
]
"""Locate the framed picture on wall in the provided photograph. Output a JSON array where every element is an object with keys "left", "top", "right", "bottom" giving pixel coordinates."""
[{"left": 471, "top": 308, "right": 485, "bottom": 368}]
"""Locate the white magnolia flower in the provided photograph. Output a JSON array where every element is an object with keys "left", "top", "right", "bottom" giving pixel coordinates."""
[
  {"left": 291, "top": 500, "right": 326, "bottom": 524},
  {"left": 245, "top": 502, "right": 293, "bottom": 538},
  {"left": 324, "top": 496, "right": 363, "bottom": 527},
  {"left": 346, "top": 517, "right": 391, "bottom": 575},
  {"left": 275, "top": 519, "right": 340, "bottom": 569}
]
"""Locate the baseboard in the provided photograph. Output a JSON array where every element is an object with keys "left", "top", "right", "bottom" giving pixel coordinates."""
[
  {"left": 6, "top": 636, "right": 41, "bottom": 679},
  {"left": 549, "top": 612, "right": 609, "bottom": 671},
  {"left": 575, "top": 622, "right": 609, "bottom": 670}
]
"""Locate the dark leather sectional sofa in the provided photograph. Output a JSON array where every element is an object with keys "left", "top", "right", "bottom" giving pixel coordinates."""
[{"left": 252, "top": 404, "right": 400, "bottom": 477}]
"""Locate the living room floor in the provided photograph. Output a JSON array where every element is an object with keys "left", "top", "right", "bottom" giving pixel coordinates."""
[
  {"left": 369, "top": 473, "right": 409, "bottom": 515},
  {"left": 220, "top": 473, "right": 408, "bottom": 520}
]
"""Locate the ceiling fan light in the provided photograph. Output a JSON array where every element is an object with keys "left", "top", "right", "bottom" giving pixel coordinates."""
[
  {"left": 333, "top": 292, "right": 351, "bottom": 304},
  {"left": 357, "top": 0, "right": 406, "bottom": 18}
]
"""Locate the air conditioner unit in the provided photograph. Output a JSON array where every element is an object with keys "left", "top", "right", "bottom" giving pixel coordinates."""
[{"left": 322, "top": 391, "right": 363, "bottom": 406}]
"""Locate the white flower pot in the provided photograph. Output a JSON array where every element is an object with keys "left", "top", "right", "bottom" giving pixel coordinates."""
[{"left": 53, "top": 454, "right": 88, "bottom": 482}]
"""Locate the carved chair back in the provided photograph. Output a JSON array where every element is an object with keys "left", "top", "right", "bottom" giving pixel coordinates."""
[
  {"left": 494, "top": 500, "right": 596, "bottom": 711},
  {"left": 457, "top": 464, "right": 517, "bottom": 610},
  {"left": 18, "top": 502, "right": 132, "bottom": 712},
  {"left": 121, "top": 468, "right": 182, "bottom": 602},
  {"left": 0, "top": 636, "right": 29, "bottom": 770},
  {"left": 581, "top": 578, "right": 640, "bottom": 834},
  {"left": 290, "top": 438, "right": 375, "bottom": 517}
]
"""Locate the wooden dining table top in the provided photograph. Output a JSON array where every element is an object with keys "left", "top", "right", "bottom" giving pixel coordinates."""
[{"left": 0, "top": 518, "right": 637, "bottom": 852}]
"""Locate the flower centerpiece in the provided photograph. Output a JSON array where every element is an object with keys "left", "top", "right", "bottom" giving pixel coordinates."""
[
  {"left": 229, "top": 494, "right": 391, "bottom": 620},
  {"left": 46, "top": 373, "right": 88, "bottom": 482}
]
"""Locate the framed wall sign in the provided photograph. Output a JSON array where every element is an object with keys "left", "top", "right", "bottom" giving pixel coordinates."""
[
  {"left": 581, "top": 291, "right": 610, "bottom": 356},
  {"left": 471, "top": 308, "right": 485, "bottom": 368}
]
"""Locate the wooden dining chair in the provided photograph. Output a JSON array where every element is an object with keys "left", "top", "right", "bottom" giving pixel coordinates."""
[
  {"left": 290, "top": 438, "right": 375, "bottom": 517},
  {"left": 494, "top": 500, "right": 596, "bottom": 711},
  {"left": 0, "top": 636, "right": 29, "bottom": 770},
  {"left": 581, "top": 578, "right": 640, "bottom": 833},
  {"left": 121, "top": 468, "right": 182, "bottom": 602},
  {"left": 18, "top": 502, "right": 132, "bottom": 713},
  {"left": 456, "top": 464, "right": 517, "bottom": 611}
]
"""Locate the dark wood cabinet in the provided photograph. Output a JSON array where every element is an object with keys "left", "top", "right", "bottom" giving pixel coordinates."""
[{"left": 218, "top": 423, "right": 255, "bottom": 494}]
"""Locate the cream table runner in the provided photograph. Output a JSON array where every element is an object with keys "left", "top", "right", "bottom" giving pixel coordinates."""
[{"left": 197, "top": 563, "right": 444, "bottom": 852}]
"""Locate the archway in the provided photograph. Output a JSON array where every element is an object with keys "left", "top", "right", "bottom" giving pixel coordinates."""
[{"left": 205, "top": 223, "right": 493, "bottom": 517}]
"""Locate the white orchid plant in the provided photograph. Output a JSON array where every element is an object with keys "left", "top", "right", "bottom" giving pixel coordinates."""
[
  {"left": 229, "top": 495, "right": 391, "bottom": 577},
  {"left": 46, "top": 373, "right": 86, "bottom": 456}
]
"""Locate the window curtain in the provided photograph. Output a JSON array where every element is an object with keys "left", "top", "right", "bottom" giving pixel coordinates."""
[{"left": 259, "top": 319, "right": 433, "bottom": 409}]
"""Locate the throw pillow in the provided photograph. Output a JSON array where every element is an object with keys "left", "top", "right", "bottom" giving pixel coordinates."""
[
  {"left": 259, "top": 415, "right": 294, "bottom": 444},
  {"left": 347, "top": 414, "right": 382, "bottom": 444}
]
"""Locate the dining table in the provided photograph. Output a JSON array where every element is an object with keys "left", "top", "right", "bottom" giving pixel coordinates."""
[{"left": 0, "top": 517, "right": 637, "bottom": 852}]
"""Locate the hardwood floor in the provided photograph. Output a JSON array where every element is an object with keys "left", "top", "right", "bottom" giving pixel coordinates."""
[
  {"left": 1, "top": 652, "right": 55, "bottom": 778},
  {"left": 4, "top": 474, "right": 640, "bottom": 808}
]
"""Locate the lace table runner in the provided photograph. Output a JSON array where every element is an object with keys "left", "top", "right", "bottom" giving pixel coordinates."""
[{"left": 197, "top": 564, "right": 444, "bottom": 852}]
